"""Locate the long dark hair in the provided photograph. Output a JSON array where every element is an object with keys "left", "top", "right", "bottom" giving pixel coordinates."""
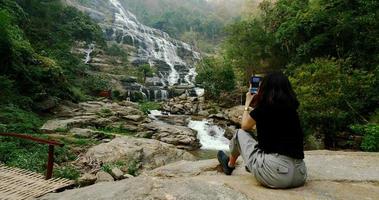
[{"left": 254, "top": 71, "right": 299, "bottom": 109}]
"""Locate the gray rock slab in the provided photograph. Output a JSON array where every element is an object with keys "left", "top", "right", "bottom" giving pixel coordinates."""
[
  {"left": 40, "top": 150, "right": 379, "bottom": 200},
  {"left": 304, "top": 150, "right": 379, "bottom": 181},
  {"left": 40, "top": 176, "right": 249, "bottom": 200}
]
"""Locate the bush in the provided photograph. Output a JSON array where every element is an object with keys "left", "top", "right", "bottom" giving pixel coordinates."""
[
  {"left": 138, "top": 101, "right": 162, "bottom": 114},
  {"left": 289, "top": 58, "right": 378, "bottom": 147},
  {"left": 0, "top": 105, "right": 43, "bottom": 133},
  {"left": 196, "top": 57, "right": 236, "bottom": 99},
  {"left": 350, "top": 124, "right": 379, "bottom": 152},
  {"left": 53, "top": 166, "right": 80, "bottom": 180}
]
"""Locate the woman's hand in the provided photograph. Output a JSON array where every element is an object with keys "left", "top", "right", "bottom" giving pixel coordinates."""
[{"left": 245, "top": 92, "right": 256, "bottom": 108}]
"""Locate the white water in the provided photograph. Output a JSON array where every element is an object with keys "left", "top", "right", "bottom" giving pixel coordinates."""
[
  {"left": 194, "top": 87, "right": 205, "bottom": 97},
  {"left": 188, "top": 120, "right": 230, "bottom": 151},
  {"left": 148, "top": 110, "right": 229, "bottom": 150},
  {"left": 84, "top": 44, "right": 95, "bottom": 64},
  {"left": 109, "top": 0, "right": 199, "bottom": 86}
]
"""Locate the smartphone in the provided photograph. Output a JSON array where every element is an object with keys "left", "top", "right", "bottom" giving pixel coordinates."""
[{"left": 250, "top": 76, "right": 262, "bottom": 94}]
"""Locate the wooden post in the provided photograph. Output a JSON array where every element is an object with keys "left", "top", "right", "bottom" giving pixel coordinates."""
[
  {"left": 46, "top": 145, "right": 54, "bottom": 180},
  {"left": 0, "top": 133, "right": 63, "bottom": 180}
]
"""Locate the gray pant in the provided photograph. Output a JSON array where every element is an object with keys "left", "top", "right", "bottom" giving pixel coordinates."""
[{"left": 230, "top": 129, "right": 307, "bottom": 188}]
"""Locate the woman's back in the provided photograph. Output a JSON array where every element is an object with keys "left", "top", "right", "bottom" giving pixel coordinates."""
[{"left": 251, "top": 105, "right": 304, "bottom": 159}]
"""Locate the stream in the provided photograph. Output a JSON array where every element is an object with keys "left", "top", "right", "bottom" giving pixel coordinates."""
[{"left": 149, "top": 110, "right": 230, "bottom": 159}]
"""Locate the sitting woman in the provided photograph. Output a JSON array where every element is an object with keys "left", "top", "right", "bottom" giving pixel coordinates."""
[{"left": 217, "top": 71, "right": 307, "bottom": 189}]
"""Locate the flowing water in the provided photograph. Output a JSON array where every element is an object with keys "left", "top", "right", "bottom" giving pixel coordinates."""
[
  {"left": 149, "top": 110, "right": 230, "bottom": 159},
  {"left": 84, "top": 44, "right": 95, "bottom": 64},
  {"left": 108, "top": 0, "right": 199, "bottom": 86},
  {"left": 78, "top": 0, "right": 203, "bottom": 101}
]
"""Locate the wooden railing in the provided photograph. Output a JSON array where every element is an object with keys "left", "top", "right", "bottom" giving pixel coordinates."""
[{"left": 0, "top": 133, "right": 64, "bottom": 180}]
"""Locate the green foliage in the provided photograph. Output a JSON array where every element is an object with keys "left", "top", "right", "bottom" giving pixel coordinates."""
[
  {"left": 54, "top": 166, "right": 80, "bottom": 180},
  {"left": 196, "top": 57, "right": 236, "bottom": 99},
  {"left": 127, "top": 160, "right": 139, "bottom": 176},
  {"left": 120, "top": 0, "right": 245, "bottom": 52},
  {"left": 221, "top": 0, "right": 379, "bottom": 148},
  {"left": 289, "top": 59, "right": 378, "bottom": 146},
  {"left": 350, "top": 124, "right": 379, "bottom": 152},
  {"left": 138, "top": 101, "right": 162, "bottom": 114},
  {"left": 0, "top": 0, "right": 105, "bottom": 111},
  {"left": 138, "top": 64, "right": 155, "bottom": 83},
  {"left": 106, "top": 43, "right": 128, "bottom": 64},
  {"left": 0, "top": 135, "right": 77, "bottom": 176},
  {"left": 97, "top": 108, "right": 113, "bottom": 118},
  {"left": 101, "top": 161, "right": 126, "bottom": 175},
  {"left": 0, "top": 105, "right": 43, "bottom": 133},
  {"left": 82, "top": 74, "right": 111, "bottom": 95},
  {"left": 97, "top": 125, "right": 135, "bottom": 136}
]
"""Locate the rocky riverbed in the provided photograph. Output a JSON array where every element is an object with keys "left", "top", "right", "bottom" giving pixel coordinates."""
[{"left": 37, "top": 97, "right": 379, "bottom": 199}]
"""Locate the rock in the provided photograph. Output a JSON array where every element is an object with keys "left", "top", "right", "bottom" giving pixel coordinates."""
[
  {"left": 119, "top": 124, "right": 139, "bottom": 132},
  {"left": 224, "top": 105, "right": 245, "bottom": 125},
  {"left": 35, "top": 97, "right": 58, "bottom": 111},
  {"left": 116, "top": 107, "right": 144, "bottom": 118},
  {"left": 123, "top": 174, "right": 134, "bottom": 179},
  {"left": 41, "top": 116, "right": 98, "bottom": 133},
  {"left": 154, "top": 114, "right": 190, "bottom": 126},
  {"left": 198, "top": 110, "right": 209, "bottom": 117},
  {"left": 40, "top": 150, "right": 379, "bottom": 200},
  {"left": 122, "top": 115, "right": 143, "bottom": 122},
  {"left": 224, "top": 125, "right": 237, "bottom": 140},
  {"left": 40, "top": 176, "right": 249, "bottom": 200},
  {"left": 135, "top": 131, "right": 154, "bottom": 138},
  {"left": 118, "top": 101, "right": 138, "bottom": 108},
  {"left": 144, "top": 121, "right": 201, "bottom": 150},
  {"left": 110, "top": 167, "right": 124, "bottom": 180},
  {"left": 148, "top": 159, "right": 220, "bottom": 177},
  {"left": 41, "top": 100, "right": 147, "bottom": 133},
  {"left": 95, "top": 171, "right": 114, "bottom": 183},
  {"left": 78, "top": 137, "right": 195, "bottom": 171},
  {"left": 70, "top": 128, "right": 106, "bottom": 138},
  {"left": 78, "top": 173, "right": 97, "bottom": 187},
  {"left": 179, "top": 93, "right": 187, "bottom": 100}
]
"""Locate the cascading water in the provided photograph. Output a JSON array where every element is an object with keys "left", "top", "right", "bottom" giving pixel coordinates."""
[
  {"left": 188, "top": 120, "right": 230, "bottom": 151},
  {"left": 148, "top": 110, "right": 229, "bottom": 151},
  {"left": 76, "top": 0, "right": 204, "bottom": 101},
  {"left": 161, "top": 90, "right": 168, "bottom": 100},
  {"left": 108, "top": 0, "right": 199, "bottom": 86},
  {"left": 84, "top": 44, "right": 95, "bottom": 64}
]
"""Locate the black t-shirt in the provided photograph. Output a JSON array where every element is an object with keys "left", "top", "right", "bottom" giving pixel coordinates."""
[{"left": 250, "top": 105, "right": 304, "bottom": 159}]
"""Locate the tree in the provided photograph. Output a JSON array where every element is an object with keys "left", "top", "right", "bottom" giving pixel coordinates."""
[
  {"left": 138, "top": 64, "right": 155, "bottom": 83},
  {"left": 196, "top": 57, "right": 236, "bottom": 99}
]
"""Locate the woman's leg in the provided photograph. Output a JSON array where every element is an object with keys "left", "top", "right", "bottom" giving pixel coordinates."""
[{"left": 229, "top": 129, "right": 260, "bottom": 171}]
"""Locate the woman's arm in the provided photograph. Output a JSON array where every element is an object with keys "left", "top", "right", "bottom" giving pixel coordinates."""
[{"left": 241, "top": 92, "right": 256, "bottom": 131}]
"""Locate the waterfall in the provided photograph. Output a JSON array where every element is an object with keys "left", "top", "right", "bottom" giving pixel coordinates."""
[
  {"left": 84, "top": 44, "right": 95, "bottom": 64},
  {"left": 139, "top": 87, "right": 147, "bottom": 99},
  {"left": 154, "top": 90, "right": 158, "bottom": 102},
  {"left": 161, "top": 90, "right": 168, "bottom": 100},
  {"left": 75, "top": 0, "right": 204, "bottom": 101},
  {"left": 184, "top": 67, "right": 197, "bottom": 85},
  {"left": 108, "top": 0, "right": 199, "bottom": 86}
]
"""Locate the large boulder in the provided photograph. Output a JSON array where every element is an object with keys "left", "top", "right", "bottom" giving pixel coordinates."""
[
  {"left": 39, "top": 176, "right": 249, "bottom": 200},
  {"left": 224, "top": 105, "right": 245, "bottom": 126},
  {"left": 143, "top": 121, "right": 201, "bottom": 150},
  {"left": 40, "top": 100, "right": 147, "bottom": 133},
  {"left": 77, "top": 136, "right": 195, "bottom": 172}
]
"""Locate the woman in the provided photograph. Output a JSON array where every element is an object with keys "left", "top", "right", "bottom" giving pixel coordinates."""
[{"left": 217, "top": 71, "right": 307, "bottom": 189}]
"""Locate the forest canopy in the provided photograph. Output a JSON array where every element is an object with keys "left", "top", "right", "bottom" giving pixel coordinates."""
[{"left": 196, "top": 0, "right": 379, "bottom": 149}]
